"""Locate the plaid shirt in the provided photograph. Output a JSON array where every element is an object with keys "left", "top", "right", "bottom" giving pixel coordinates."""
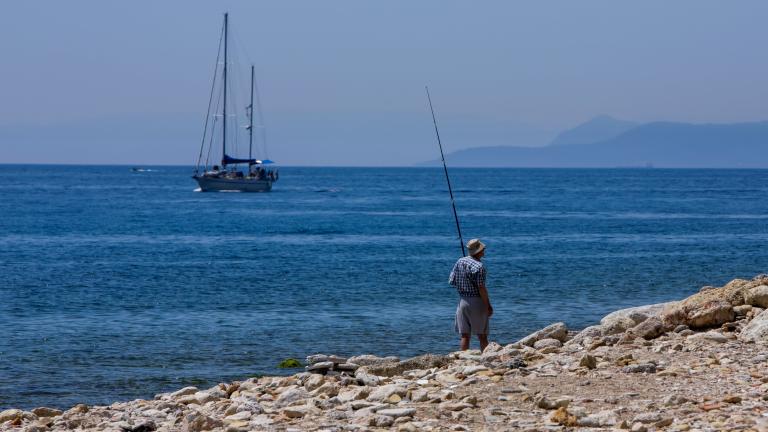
[{"left": 449, "top": 256, "right": 486, "bottom": 298}]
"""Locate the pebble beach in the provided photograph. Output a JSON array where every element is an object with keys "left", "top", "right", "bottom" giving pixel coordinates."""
[{"left": 5, "top": 275, "right": 768, "bottom": 431}]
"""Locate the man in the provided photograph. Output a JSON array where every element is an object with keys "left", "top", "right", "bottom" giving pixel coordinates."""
[{"left": 449, "top": 238, "right": 493, "bottom": 351}]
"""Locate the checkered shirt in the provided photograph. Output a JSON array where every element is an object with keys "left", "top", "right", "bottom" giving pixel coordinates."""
[{"left": 449, "top": 256, "right": 486, "bottom": 298}]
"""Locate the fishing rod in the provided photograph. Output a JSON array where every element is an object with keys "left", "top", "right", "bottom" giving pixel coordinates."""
[{"left": 426, "top": 86, "right": 466, "bottom": 257}]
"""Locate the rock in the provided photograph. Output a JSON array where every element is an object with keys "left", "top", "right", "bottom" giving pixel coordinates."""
[
  {"left": 438, "top": 402, "right": 474, "bottom": 411},
  {"left": 193, "top": 391, "right": 220, "bottom": 404},
  {"left": 533, "top": 338, "right": 562, "bottom": 350},
  {"left": 338, "top": 387, "right": 369, "bottom": 402},
  {"left": 577, "top": 410, "right": 619, "bottom": 427},
  {"left": 355, "top": 370, "right": 382, "bottom": 387},
  {"left": 170, "top": 386, "right": 198, "bottom": 398},
  {"left": 734, "top": 304, "right": 753, "bottom": 317},
  {"left": 367, "top": 384, "right": 407, "bottom": 402},
  {"left": 347, "top": 354, "right": 400, "bottom": 366},
  {"left": 631, "top": 422, "right": 648, "bottom": 432},
  {"left": 723, "top": 394, "right": 742, "bottom": 404},
  {"left": 633, "top": 412, "right": 662, "bottom": 424},
  {"left": 0, "top": 409, "right": 22, "bottom": 423},
  {"left": 600, "top": 302, "right": 675, "bottom": 335},
  {"left": 307, "top": 361, "right": 335, "bottom": 372},
  {"left": 628, "top": 316, "right": 665, "bottom": 340},
  {"left": 335, "top": 363, "right": 360, "bottom": 372},
  {"left": 535, "top": 396, "right": 569, "bottom": 410},
  {"left": 745, "top": 285, "right": 768, "bottom": 308},
  {"left": 183, "top": 413, "right": 224, "bottom": 432},
  {"left": 564, "top": 325, "right": 603, "bottom": 347},
  {"left": 740, "top": 309, "right": 768, "bottom": 343},
  {"left": 313, "top": 382, "right": 340, "bottom": 397},
  {"left": 31, "top": 407, "right": 62, "bottom": 418},
  {"left": 663, "top": 394, "right": 689, "bottom": 406},
  {"left": 579, "top": 353, "right": 597, "bottom": 369},
  {"left": 373, "top": 415, "right": 394, "bottom": 427},
  {"left": 621, "top": 363, "right": 657, "bottom": 374},
  {"left": 303, "top": 374, "right": 325, "bottom": 391},
  {"left": 363, "top": 354, "right": 450, "bottom": 377},
  {"left": 282, "top": 405, "right": 311, "bottom": 418},
  {"left": 550, "top": 407, "right": 578, "bottom": 426},
  {"left": 223, "top": 411, "right": 252, "bottom": 422},
  {"left": 275, "top": 388, "right": 311, "bottom": 408},
  {"left": 461, "top": 365, "right": 489, "bottom": 375},
  {"left": 660, "top": 277, "right": 768, "bottom": 328},
  {"left": 306, "top": 354, "right": 347, "bottom": 364},
  {"left": 503, "top": 357, "right": 527, "bottom": 369},
  {"left": 517, "top": 322, "right": 568, "bottom": 346},
  {"left": 689, "top": 331, "right": 728, "bottom": 343},
  {"left": 377, "top": 408, "right": 416, "bottom": 418}
]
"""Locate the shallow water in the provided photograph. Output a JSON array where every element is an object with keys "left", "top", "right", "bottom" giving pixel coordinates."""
[{"left": 1, "top": 165, "right": 767, "bottom": 409}]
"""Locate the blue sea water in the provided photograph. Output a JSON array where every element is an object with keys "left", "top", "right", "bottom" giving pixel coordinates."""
[{"left": 1, "top": 165, "right": 768, "bottom": 410}]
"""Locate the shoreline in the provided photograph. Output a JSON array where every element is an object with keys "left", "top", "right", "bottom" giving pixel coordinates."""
[{"left": 4, "top": 275, "right": 768, "bottom": 431}]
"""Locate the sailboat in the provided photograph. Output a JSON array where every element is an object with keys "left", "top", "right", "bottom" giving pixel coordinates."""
[{"left": 193, "top": 13, "right": 278, "bottom": 192}]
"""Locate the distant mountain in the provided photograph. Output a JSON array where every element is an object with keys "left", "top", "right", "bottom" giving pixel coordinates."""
[
  {"left": 549, "top": 115, "right": 638, "bottom": 146},
  {"left": 419, "top": 121, "right": 768, "bottom": 168}
]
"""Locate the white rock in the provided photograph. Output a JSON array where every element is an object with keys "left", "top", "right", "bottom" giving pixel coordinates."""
[
  {"left": 462, "top": 365, "right": 489, "bottom": 375},
  {"left": 533, "top": 338, "right": 563, "bottom": 350},
  {"left": 304, "top": 374, "right": 325, "bottom": 391},
  {"left": 518, "top": 322, "right": 568, "bottom": 346},
  {"left": 688, "top": 331, "right": 728, "bottom": 344},
  {"left": 741, "top": 309, "right": 768, "bottom": 343},
  {"left": 367, "top": 384, "right": 407, "bottom": 402},
  {"left": 377, "top": 408, "right": 416, "bottom": 418},
  {"left": 745, "top": 285, "right": 768, "bottom": 308},
  {"left": 169, "top": 387, "right": 198, "bottom": 398},
  {"left": 577, "top": 409, "right": 619, "bottom": 427},
  {"left": 275, "top": 388, "right": 311, "bottom": 408},
  {"left": 600, "top": 302, "right": 676, "bottom": 335}
]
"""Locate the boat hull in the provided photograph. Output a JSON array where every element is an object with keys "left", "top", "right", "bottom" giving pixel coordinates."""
[{"left": 193, "top": 176, "right": 272, "bottom": 192}]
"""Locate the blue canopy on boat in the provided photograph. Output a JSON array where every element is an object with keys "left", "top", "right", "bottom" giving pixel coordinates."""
[
  {"left": 222, "top": 155, "right": 276, "bottom": 166},
  {"left": 222, "top": 154, "right": 256, "bottom": 165}
]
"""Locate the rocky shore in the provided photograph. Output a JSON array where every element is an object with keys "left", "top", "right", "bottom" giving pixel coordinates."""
[{"left": 5, "top": 275, "right": 768, "bottom": 431}]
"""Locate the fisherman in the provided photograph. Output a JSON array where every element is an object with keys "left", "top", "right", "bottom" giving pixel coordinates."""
[{"left": 449, "top": 238, "right": 492, "bottom": 351}]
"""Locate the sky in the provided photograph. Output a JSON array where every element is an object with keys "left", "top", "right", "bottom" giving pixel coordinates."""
[{"left": 2, "top": 1, "right": 768, "bottom": 166}]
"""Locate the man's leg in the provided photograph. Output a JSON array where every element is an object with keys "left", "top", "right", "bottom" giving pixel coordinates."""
[
  {"left": 460, "top": 334, "right": 471, "bottom": 351},
  {"left": 478, "top": 334, "right": 489, "bottom": 352}
]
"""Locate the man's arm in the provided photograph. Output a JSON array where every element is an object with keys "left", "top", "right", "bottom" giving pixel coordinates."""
[{"left": 478, "top": 283, "right": 493, "bottom": 317}]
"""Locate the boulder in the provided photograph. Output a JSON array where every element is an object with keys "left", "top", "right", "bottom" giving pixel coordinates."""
[
  {"left": 745, "top": 285, "right": 768, "bottom": 308},
  {"left": 533, "top": 338, "right": 562, "bottom": 350},
  {"left": 577, "top": 410, "right": 619, "bottom": 427},
  {"left": 0, "top": 409, "right": 22, "bottom": 423},
  {"left": 740, "top": 309, "right": 768, "bottom": 343},
  {"left": 363, "top": 354, "right": 450, "bottom": 377},
  {"left": 600, "top": 302, "right": 675, "bottom": 335},
  {"left": 564, "top": 325, "right": 603, "bottom": 347},
  {"left": 628, "top": 316, "right": 665, "bottom": 340},
  {"left": 367, "top": 384, "right": 407, "bottom": 402},
  {"left": 579, "top": 354, "right": 597, "bottom": 369},
  {"left": 275, "top": 388, "right": 311, "bottom": 408},
  {"left": 347, "top": 355, "right": 400, "bottom": 366},
  {"left": 661, "top": 276, "right": 768, "bottom": 329},
  {"left": 31, "top": 407, "right": 62, "bottom": 418},
  {"left": 517, "top": 322, "right": 568, "bottom": 346},
  {"left": 688, "top": 331, "right": 728, "bottom": 344}
]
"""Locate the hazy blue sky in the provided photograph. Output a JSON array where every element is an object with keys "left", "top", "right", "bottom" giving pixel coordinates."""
[{"left": 2, "top": 1, "right": 768, "bottom": 165}]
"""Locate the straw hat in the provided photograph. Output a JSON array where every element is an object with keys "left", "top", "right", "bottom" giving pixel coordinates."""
[{"left": 467, "top": 238, "right": 485, "bottom": 256}]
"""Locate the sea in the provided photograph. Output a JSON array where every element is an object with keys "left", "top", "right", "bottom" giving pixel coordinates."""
[{"left": 2, "top": 165, "right": 768, "bottom": 410}]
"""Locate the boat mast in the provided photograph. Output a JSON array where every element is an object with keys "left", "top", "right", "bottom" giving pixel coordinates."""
[
  {"left": 222, "top": 12, "right": 228, "bottom": 166},
  {"left": 249, "top": 65, "right": 254, "bottom": 161}
]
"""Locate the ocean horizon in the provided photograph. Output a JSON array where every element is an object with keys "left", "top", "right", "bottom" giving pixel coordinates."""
[{"left": 2, "top": 165, "right": 767, "bottom": 410}]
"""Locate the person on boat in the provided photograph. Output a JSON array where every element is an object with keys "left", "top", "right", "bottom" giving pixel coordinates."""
[{"left": 449, "top": 239, "right": 492, "bottom": 351}]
